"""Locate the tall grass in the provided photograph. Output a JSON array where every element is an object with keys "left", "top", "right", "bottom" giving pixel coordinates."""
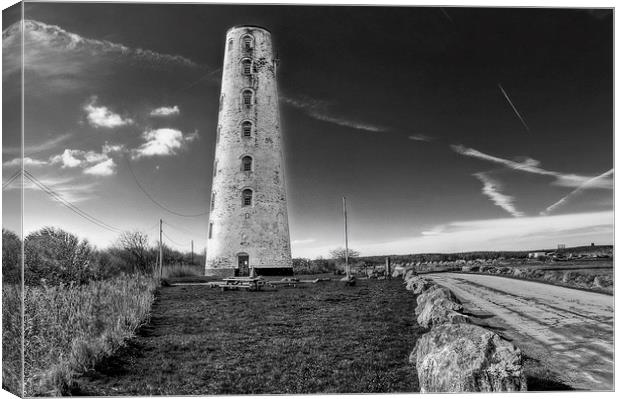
[
  {"left": 23, "top": 273, "right": 159, "bottom": 396},
  {"left": 2, "top": 284, "right": 23, "bottom": 396}
]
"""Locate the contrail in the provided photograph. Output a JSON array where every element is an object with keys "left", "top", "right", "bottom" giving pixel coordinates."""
[
  {"left": 498, "top": 83, "right": 530, "bottom": 132},
  {"left": 541, "top": 168, "right": 614, "bottom": 215},
  {"left": 440, "top": 8, "right": 454, "bottom": 24}
]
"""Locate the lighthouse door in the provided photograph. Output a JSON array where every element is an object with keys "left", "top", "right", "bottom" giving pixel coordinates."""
[{"left": 237, "top": 254, "right": 250, "bottom": 276}]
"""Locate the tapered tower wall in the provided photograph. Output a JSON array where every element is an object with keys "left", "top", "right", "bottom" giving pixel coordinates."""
[{"left": 205, "top": 26, "right": 292, "bottom": 276}]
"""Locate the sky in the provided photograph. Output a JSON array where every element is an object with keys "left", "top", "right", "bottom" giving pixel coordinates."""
[{"left": 1, "top": 2, "right": 614, "bottom": 258}]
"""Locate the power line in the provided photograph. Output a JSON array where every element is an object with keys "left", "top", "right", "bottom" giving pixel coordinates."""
[
  {"left": 124, "top": 154, "right": 209, "bottom": 218},
  {"left": 162, "top": 230, "right": 185, "bottom": 247},
  {"left": 24, "top": 170, "right": 122, "bottom": 234},
  {"left": 2, "top": 170, "right": 21, "bottom": 190}
]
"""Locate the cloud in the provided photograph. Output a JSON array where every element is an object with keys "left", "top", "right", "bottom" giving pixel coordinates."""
[
  {"left": 281, "top": 95, "right": 386, "bottom": 133},
  {"left": 3, "top": 133, "right": 73, "bottom": 156},
  {"left": 49, "top": 146, "right": 118, "bottom": 176},
  {"left": 51, "top": 149, "right": 84, "bottom": 168},
  {"left": 84, "top": 96, "right": 134, "bottom": 128},
  {"left": 473, "top": 172, "right": 524, "bottom": 217},
  {"left": 150, "top": 105, "right": 180, "bottom": 117},
  {"left": 541, "top": 169, "right": 614, "bottom": 216},
  {"left": 6, "top": 173, "right": 97, "bottom": 203},
  {"left": 451, "top": 144, "right": 613, "bottom": 189},
  {"left": 131, "top": 128, "right": 197, "bottom": 159},
  {"left": 359, "top": 211, "right": 613, "bottom": 256},
  {"left": 408, "top": 134, "right": 434, "bottom": 142},
  {"left": 83, "top": 158, "right": 116, "bottom": 176},
  {"left": 2, "top": 20, "right": 205, "bottom": 94},
  {"left": 3, "top": 157, "right": 48, "bottom": 167}
]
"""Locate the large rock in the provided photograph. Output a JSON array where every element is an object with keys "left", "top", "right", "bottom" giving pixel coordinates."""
[
  {"left": 416, "top": 301, "right": 471, "bottom": 328},
  {"left": 412, "top": 323, "right": 527, "bottom": 392},
  {"left": 415, "top": 287, "right": 461, "bottom": 310},
  {"left": 403, "top": 268, "right": 417, "bottom": 281},
  {"left": 405, "top": 276, "right": 434, "bottom": 294}
]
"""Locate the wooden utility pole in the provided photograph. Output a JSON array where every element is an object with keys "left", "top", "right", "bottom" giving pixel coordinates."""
[
  {"left": 159, "top": 218, "right": 163, "bottom": 278},
  {"left": 191, "top": 240, "right": 194, "bottom": 264},
  {"left": 343, "top": 197, "right": 350, "bottom": 278}
]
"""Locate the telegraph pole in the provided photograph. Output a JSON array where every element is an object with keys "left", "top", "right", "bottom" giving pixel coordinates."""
[
  {"left": 159, "top": 218, "right": 163, "bottom": 278},
  {"left": 343, "top": 197, "right": 350, "bottom": 278}
]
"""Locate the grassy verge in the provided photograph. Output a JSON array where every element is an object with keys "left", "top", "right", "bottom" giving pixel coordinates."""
[
  {"left": 23, "top": 274, "right": 159, "bottom": 396},
  {"left": 2, "top": 284, "right": 23, "bottom": 396},
  {"left": 77, "top": 278, "right": 422, "bottom": 395},
  {"left": 161, "top": 264, "right": 203, "bottom": 278}
]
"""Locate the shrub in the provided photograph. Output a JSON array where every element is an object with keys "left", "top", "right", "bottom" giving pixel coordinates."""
[
  {"left": 24, "top": 227, "right": 95, "bottom": 286},
  {"left": 2, "top": 228, "right": 21, "bottom": 285},
  {"left": 24, "top": 273, "right": 159, "bottom": 396}
]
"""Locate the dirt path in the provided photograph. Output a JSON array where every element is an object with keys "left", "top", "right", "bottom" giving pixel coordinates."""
[
  {"left": 75, "top": 279, "right": 421, "bottom": 395},
  {"left": 426, "top": 273, "right": 614, "bottom": 391}
]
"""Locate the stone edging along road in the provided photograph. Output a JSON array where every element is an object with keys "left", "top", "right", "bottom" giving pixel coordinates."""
[
  {"left": 421, "top": 272, "right": 614, "bottom": 391},
  {"left": 402, "top": 272, "right": 527, "bottom": 393}
]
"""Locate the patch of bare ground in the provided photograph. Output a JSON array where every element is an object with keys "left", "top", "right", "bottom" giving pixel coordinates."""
[{"left": 74, "top": 278, "right": 422, "bottom": 395}]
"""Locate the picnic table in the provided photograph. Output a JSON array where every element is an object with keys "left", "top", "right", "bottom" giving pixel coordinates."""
[{"left": 214, "top": 277, "right": 265, "bottom": 291}]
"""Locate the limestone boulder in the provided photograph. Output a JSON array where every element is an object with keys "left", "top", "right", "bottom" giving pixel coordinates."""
[
  {"left": 416, "top": 301, "right": 471, "bottom": 328},
  {"left": 404, "top": 276, "right": 434, "bottom": 294},
  {"left": 412, "top": 323, "right": 527, "bottom": 392},
  {"left": 415, "top": 287, "right": 461, "bottom": 311}
]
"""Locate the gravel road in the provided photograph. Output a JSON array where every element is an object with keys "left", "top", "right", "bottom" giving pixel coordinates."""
[{"left": 425, "top": 273, "right": 614, "bottom": 391}]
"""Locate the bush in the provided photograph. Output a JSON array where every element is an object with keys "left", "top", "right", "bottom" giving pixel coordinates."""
[
  {"left": 292, "top": 257, "right": 334, "bottom": 274},
  {"left": 24, "top": 227, "right": 96, "bottom": 286},
  {"left": 2, "top": 229, "right": 21, "bottom": 285},
  {"left": 24, "top": 273, "right": 159, "bottom": 396}
]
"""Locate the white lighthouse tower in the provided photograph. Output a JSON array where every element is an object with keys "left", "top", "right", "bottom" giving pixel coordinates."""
[{"left": 205, "top": 25, "right": 293, "bottom": 277}]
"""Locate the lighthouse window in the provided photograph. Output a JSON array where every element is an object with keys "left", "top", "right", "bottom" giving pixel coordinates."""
[
  {"left": 213, "top": 160, "right": 218, "bottom": 177},
  {"left": 216, "top": 126, "right": 221, "bottom": 143},
  {"left": 243, "top": 35, "right": 253, "bottom": 52},
  {"left": 242, "top": 90, "right": 253, "bottom": 106},
  {"left": 208, "top": 222, "right": 213, "bottom": 239},
  {"left": 211, "top": 192, "right": 216, "bottom": 208},
  {"left": 242, "top": 59, "right": 252, "bottom": 75},
  {"left": 242, "top": 156, "right": 253, "bottom": 171},
  {"left": 242, "top": 121, "right": 252, "bottom": 137},
  {"left": 242, "top": 189, "right": 253, "bottom": 206},
  {"left": 228, "top": 39, "right": 233, "bottom": 51}
]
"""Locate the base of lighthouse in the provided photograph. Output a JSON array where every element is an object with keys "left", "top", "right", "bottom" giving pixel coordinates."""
[{"left": 204, "top": 266, "right": 293, "bottom": 278}]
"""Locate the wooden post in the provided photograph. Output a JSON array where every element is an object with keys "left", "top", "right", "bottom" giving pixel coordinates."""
[
  {"left": 343, "top": 197, "right": 350, "bottom": 278},
  {"left": 386, "top": 257, "right": 391, "bottom": 279}
]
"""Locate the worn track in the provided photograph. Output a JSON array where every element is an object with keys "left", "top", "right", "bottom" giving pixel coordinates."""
[{"left": 426, "top": 273, "right": 614, "bottom": 391}]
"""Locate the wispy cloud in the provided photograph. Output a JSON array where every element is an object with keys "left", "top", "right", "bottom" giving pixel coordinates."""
[
  {"left": 131, "top": 128, "right": 198, "bottom": 159},
  {"left": 498, "top": 83, "right": 530, "bottom": 132},
  {"left": 541, "top": 169, "right": 614, "bottom": 215},
  {"left": 408, "top": 134, "right": 434, "bottom": 142},
  {"left": 84, "top": 96, "right": 134, "bottom": 128},
  {"left": 281, "top": 95, "right": 386, "bottom": 133},
  {"left": 6, "top": 174, "right": 97, "bottom": 203},
  {"left": 451, "top": 144, "right": 612, "bottom": 189},
  {"left": 473, "top": 172, "right": 524, "bottom": 217},
  {"left": 3, "top": 157, "right": 48, "bottom": 167},
  {"left": 3, "top": 133, "right": 73, "bottom": 156},
  {"left": 150, "top": 105, "right": 180, "bottom": 117}
]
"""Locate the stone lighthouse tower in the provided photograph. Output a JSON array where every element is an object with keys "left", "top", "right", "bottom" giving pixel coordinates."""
[{"left": 205, "top": 25, "right": 293, "bottom": 277}]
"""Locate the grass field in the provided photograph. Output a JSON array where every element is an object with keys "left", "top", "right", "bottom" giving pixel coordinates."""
[{"left": 75, "top": 277, "right": 423, "bottom": 395}]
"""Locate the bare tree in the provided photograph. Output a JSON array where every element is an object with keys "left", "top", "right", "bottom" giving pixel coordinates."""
[
  {"left": 116, "top": 231, "right": 152, "bottom": 273},
  {"left": 329, "top": 247, "right": 360, "bottom": 264}
]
